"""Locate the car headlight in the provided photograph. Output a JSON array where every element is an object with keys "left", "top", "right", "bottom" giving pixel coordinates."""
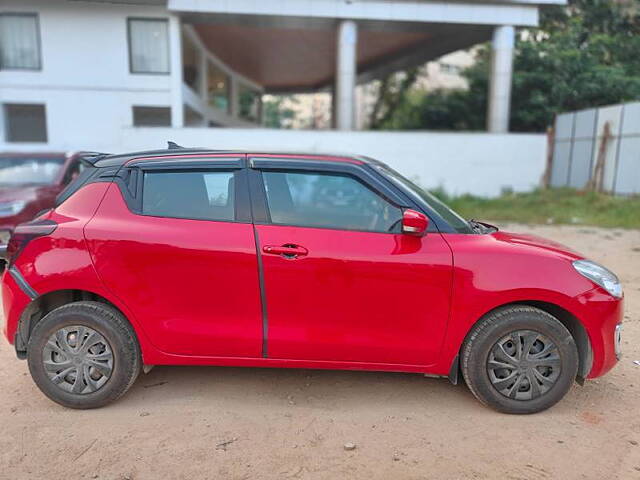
[
  {"left": 0, "top": 200, "right": 27, "bottom": 216},
  {"left": 573, "top": 259, "right": 622, "bottom": 298}
]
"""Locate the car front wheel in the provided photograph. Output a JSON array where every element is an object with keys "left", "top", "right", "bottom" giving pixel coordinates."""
[
  {"left": 461, "top": 305, "right": 579, "bottom": 414},
  {"left": 27, "top": 301, "right": 141, "bottom": 409}
]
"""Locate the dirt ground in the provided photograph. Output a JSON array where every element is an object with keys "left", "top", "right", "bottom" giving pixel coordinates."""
[{"left": 1, "top": 224, "right": 639, "bottom": 480}]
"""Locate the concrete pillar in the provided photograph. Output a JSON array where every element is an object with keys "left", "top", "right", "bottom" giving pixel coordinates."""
[
  {"left": 335, "top": 20, "right": 357, "bottom": 131},
  {"left": 487, "top": 25, "right": 514, "bottom": 133},
  {"left": 230, "top": 76, "right": 239, "bottom": 118},
  {"left": 198, "top": 48, "right": 208, "bottom": 103},
  {"left": 169, "top": 15, "right": 184, "bottom": 128}
]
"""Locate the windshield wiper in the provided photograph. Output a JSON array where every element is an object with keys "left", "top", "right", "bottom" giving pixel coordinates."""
[{"left": 468, "top": 219, "right": 498, "bottom": 234}]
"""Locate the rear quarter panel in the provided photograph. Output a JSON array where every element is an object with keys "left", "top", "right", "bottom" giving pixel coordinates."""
[{"left": 5, "top": 183, "right": 158, "bottom": 359}]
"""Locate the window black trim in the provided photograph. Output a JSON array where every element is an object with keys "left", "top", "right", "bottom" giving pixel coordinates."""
[
  {"left": 361, "top": 163, "right": 452, "bottom": 233},
  {"left": 248, "top": 158, "right": 411, "bottom": 234},
  {"left": 56, "top": 164, "right": 101, "bottom": 207},
  {"left": 112, "top": 158, "right": 250, "bottom": 224},
  {"left": 127, "top": 17, "right": 170, "bottom": 75},
  {"left": 0, "top": 13, "right": 42, "bottom": 71},
  {"left": 247, "top": 168, "right": 270, "bottom": 223}
]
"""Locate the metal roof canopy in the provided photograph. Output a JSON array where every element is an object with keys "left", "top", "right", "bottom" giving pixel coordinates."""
[
  {"left": 186, "top": 17, "right": 492, "bottom": 92},
  {"left": 169, "top": 0, "right": 563, "bottom": 93}
]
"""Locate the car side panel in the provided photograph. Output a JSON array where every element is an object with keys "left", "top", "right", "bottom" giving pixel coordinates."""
[
  {"left": 84, "top": 183, "right": 264, "bottom": 358},
  {"left": 256, "top": 224, "right": 454, "bottom": 365},
  {"left": 432, "top": 233, "right": 620, "bottom": 377},
  {"left": 1, "top": 183, "right": 152, "bottom": 350}
]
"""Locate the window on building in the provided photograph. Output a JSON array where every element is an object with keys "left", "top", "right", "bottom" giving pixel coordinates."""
[
  {"left": 142, "top": 170, "right": 236, "bottom": 221},
  {"left": 182, "top": 31, "right": 202, "bottom": 93},
  {"left": 262, "top": 171, "right": 402, "bottom": 233},
  {"left": 132, "top": 106, "right": 171, "bottom": 127},
  {"left": 207, "top": 62, "right": 230, "bottom": 113},
  {"left": 238, "top": 84, "right": 262, "bottom": 123},
  {"left": 3, "top": 103, "right": 47, "bottom": 142},
  {"left": 0, "top": 13, "right": 41, "bottom": 70},
  {"left": 128, "top": 18, "right": 169, "bottom": 74}
]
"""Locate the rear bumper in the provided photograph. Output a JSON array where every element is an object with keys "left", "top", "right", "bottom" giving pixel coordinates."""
[
  {"left": 574, "top": 287, "right": 624, "bottom": 379},
  {"left": 2, "top": 267, "right": 34, "bottom": 349}
]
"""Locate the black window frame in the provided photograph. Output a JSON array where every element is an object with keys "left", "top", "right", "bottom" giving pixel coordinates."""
[
  {"left": 248, "top": 157, "right": 414, "bottom": 235},
  {"left": 132, "top": 105, "right": 172, "bottom": 127},
  {"left": 0, "top": 12, "right": 42, "bottom": 71},
  {"left": 112, "top": 157, "right": 251, "bottom": 224},
  {"left": 127, "top": 17, "right": 170, "bottom": 75},
  {"left": 3, "top": 102, "right": 48, "bottom": 143}
]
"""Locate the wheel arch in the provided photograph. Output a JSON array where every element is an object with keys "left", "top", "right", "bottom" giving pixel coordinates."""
[
  {"left": 450, "top": 300, "right": 593, "bottom": 384},
  {"left": 15, "top": 289, "right": 141, "bottom": 358},
  {"left": 517, "top": 300, "right": 593, "bottom": 382}
]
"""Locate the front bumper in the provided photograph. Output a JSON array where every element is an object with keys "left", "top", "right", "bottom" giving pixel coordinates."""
[
  {"left": 614, "top": 323, "right": 623, "bottom": 360},
  {"left": 573, "top": 287, "right": 624, "bottom": 379}
]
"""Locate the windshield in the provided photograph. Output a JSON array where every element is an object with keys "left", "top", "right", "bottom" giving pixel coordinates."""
[
  {"left": 0, "top": 156, "right": 65, "bottom": 186},
  {"left": 372, "top": 163, "right": 473, "bottom": 234}
]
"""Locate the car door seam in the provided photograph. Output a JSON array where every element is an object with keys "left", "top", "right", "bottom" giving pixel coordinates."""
[{"left": 245, "top": 156, "right": 269, "bottom": 358}]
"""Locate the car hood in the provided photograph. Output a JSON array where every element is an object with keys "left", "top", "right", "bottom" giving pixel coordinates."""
[
  {"left": 491, "top": 230, "right": 584, "bottom": 261},
  {"left": 0, "top": 185, "right": 41, "bottom": 203}
]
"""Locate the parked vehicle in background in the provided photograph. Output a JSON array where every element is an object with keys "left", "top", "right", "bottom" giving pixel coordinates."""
[
  {"left": 0, "top": 153, "right": 86, "bottom": 244},
  {"left": 0, "top": 147, "right": 624, "bottom": 413}
]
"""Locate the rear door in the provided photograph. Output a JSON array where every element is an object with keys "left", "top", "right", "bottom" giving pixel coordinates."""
[
  {"left": 249, "top": 157, "right": 453, "bottom": 366},
  {"left": 85, "top": 155, "right": 263, "bottom": 357}
]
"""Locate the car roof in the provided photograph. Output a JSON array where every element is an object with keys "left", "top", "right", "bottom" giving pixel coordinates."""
[{"left": 90, "top": 147, "right": 369, "bottom": 168}]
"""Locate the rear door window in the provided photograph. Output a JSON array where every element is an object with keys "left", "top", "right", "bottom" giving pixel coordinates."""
[{"left": 142, "top": 170, "right": 235, "bottom": 221}]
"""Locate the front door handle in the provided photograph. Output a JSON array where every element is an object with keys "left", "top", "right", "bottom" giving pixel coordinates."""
[{"left": 262, "top": 244, "right": 308, "bottom": 259}]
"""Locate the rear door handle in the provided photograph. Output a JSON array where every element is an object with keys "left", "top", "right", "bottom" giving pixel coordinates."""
[{"left": 262, "top": 244, "right": 308, "bottom": 259}]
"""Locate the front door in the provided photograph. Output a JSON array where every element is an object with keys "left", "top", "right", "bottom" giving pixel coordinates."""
[{"left": 251, "top": 159, "right": 453, "bottom": 366}]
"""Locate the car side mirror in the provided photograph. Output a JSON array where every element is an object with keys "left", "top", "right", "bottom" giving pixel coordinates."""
[{"left": 401, "top": 209, "right": 428, "bottom": 236}]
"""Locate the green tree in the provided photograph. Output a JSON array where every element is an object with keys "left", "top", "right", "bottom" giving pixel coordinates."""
[
  {"left": 376, "top": 0, "right": 640, "bottom": 132},
  {"left": 368, "top": 67, "right": 420, "bottom": 129},
  {"left": 263, "top": 95, "right": 298, "bottom": 129}
]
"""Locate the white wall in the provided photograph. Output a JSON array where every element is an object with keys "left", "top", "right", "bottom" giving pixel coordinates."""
[
  {"left": 0, "top": 0, "right": 173, "bottom": 149},
  {"left": 119, "top": 128, "right": 547, "bottom": 197},
  {"left": 0, "top": 0, "right": 547, "bottom": 197}
]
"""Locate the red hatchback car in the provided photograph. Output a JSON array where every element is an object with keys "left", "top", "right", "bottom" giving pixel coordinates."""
[
  {"left": 1, "top": 148, "right": 623, "bottom": 413},
  {"left": 0, "top": 152, "right": 86, "bottom": 245}
]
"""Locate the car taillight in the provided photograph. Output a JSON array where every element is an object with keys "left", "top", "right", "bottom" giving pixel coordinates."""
[{"left": 4, "top": 220, "right": 57, "bottom": 266}]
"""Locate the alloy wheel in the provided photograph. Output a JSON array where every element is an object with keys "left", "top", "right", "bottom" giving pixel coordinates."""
[
  {"left": 42, "top": 325, "right": 114, "bottom": 394},
  {"left": 487, "top": 330, "right": 561, "bottom": 401}
]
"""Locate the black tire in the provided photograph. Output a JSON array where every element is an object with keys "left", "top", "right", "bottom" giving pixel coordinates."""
[
  {"left": 461, "top": 305, "right": 578, "bottom": 414},
  {"left": 27, "top": 301, "right": 141, "bottom": 409}
]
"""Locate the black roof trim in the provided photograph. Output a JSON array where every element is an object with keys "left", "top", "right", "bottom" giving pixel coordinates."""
[
  {"left": 91, "top": 148, "right": 370, "bottom": 168},
  {"left": 93, "top": 148, "right": 238, "bottom": 168}
]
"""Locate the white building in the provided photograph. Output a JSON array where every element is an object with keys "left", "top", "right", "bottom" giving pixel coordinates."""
[{"left": 0, "top": 0, "right": 563, "bottom": 196}]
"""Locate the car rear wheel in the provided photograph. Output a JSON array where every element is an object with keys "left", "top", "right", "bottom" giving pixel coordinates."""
[
  {"left": 27, "top": 301, "right": 141, "bottom": 409},
  {"left": 461, "top": 305, "right": 579, "bottom": 414}
]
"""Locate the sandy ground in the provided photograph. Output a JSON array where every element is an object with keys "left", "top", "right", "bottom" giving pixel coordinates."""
[{"left": 1, "top": 224, "right": 639, "bottom": 480}]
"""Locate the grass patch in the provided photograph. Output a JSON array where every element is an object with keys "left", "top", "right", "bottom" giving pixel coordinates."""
[{"left": 431, "top": 187, "right": 640, "bottom": 229}]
